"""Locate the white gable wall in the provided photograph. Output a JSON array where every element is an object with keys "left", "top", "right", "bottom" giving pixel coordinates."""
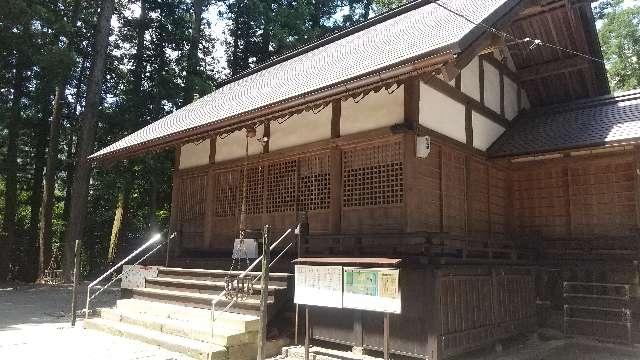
[
  {"left": 215, "top": 124, "right": 265, "bottom": 163},
  {"left": 473, "top": 111, "right": 505, "bottom": 151},
  {"left": 270, "top": 107, "right": 332, "bottom": 151},
  {"left": 461, "top": 57, "right": 480, "bottom": 101},
  {"left": 340, "top": 86, "right": 404, "bottom": 135},
  {"left": 504, "top": 77, "right": 519, "bottom": 120},
  {"left": 483, "top": 62, "right": 501, "bottom": 114},
  {"left": 179, "top": 139, "right": 210, "bottom": 169},
  {"left": 420, "top": 83, "right": 467, "bottom": 143}
]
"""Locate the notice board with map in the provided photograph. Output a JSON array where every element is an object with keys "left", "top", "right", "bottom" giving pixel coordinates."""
[{"left": 343, "top": 267, "right": 401, "bottom": 314}]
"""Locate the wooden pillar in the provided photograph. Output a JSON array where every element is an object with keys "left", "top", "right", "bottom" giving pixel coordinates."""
[
  {"left": 169, "top": 146, "right": 182, "bottom": 259},
  {"left": 404, "top": 78, "right": 420, "bottom": 232},
  {"left": 634, "top": 146, "right": 640, "bottom": 230},
  {"left": 465, "top": 105, "right": 473, "bottom": 147},
  {"left": 499, "top": 71, "right": 505, "bottom": 117},
  {"left": 440, "top": 148, "right": 446, "bottom": 232},
  {"left": 305, "top": 306, "right": 310, "bottom": 360},
  {"left": 353, "top": 310, "right": 364, "bottom": 353},
  {"left": 479, "top": 58, "right": 485, "bottom": 106},
  {"left": 203, "top": 136, "right": 216, "bottom": 250},
  {"left": 330, "top": 100, "right": 342, "bottom": 235}
]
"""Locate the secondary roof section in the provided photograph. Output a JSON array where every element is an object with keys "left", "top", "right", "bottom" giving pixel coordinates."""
[
  {"left": 91, "top": 0, "right": 521, "bottom": 161},
  {"left": 489, "top": 90, "right": 640, "bottom": 157}
]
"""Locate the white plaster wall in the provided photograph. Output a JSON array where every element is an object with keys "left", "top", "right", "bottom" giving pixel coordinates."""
[
  {"left": 420, "top": 83, "right": 467, "bottom": 143},
  {"left": 483, "top": 62, "right": 501, "bottom": 114},
  {"left": 461, "top": 57, "right": 480, "bottom": 102},
  {"left": 472, "top": 111, "right": 505, "bottom": 151},
  {"left": 340, "top": 86, "right": 404, "bottom": 136},
  {"left": 504, "top": 76, "right": 519, "bottom": 120},
  {"left": 179, "top": 139, "right": 210, "bottom": 169},
  {"left": 269, "top": 107, "right": 332, "bottom": 151},
  {"left": 215, "top": 124, "right": 264, "bottom": 163}
]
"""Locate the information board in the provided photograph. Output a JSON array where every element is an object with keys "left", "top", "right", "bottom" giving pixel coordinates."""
[
  {"left": 343, "top": 268, "right": 401, "bottom": 314},
  {"left": 294, "top": 265, "right": 343, "bottom": 308}
]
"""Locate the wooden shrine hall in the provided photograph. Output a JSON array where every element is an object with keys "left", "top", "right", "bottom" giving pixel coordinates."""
[{"left": 88, "top": 0, "right": 640, "bottom": 358}]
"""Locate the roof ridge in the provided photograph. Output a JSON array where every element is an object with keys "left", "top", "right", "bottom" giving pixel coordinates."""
[{"left": 216, "top": 0, "right": 435, "bottom": 88}]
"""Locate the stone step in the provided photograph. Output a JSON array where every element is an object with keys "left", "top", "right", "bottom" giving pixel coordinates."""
[
  {"left": 145, "top": 277, "right": 286, "bottom": 298},
  {"left": 84, "top": 318, "right": 229, "bottom": 360},
  {"left": 99, "top": 307, "right": 257, "bottom": 346},
  {"left": 157, "top": 267, "right": 291, "bottom": 287},
  {"left": 115, "top": 298, "right": 260, "bottom": 332},
  {"left": 130, "top": 287, "right": 274, "bottom": 317}
]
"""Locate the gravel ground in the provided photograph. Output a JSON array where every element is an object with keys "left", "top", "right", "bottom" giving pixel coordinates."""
[{"left": 0, "top": 283, "right": 190, "bottom": 360}]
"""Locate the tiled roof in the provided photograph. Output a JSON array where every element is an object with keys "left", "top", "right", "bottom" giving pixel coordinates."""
[
  {"left": 488, "top": 90, "right": 640, "bottom": 157},
  {"left": 91, "top": 0, "right": 519, "bottom": 160}
]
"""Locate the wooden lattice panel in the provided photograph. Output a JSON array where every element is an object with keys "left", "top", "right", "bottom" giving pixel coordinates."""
[
  {"left": 214, "top": 169, "right": 240, "bottom": 218},
  {"left": 241, "top": 166, "right": 265, "bottom": 215},
  {"left": 177, "top": 173, "right": 207, "bottom": 221},
  {"left": 298, "top": 152, "right": 331, "bottom": 211},
  {"left": 265, "top": 159, "right": 297, "bottom": 213},
  {"left": 342, "top": 139, "right": 404, "bottom": 208}
]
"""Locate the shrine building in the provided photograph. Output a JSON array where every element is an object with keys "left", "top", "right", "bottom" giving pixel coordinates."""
[{"left": 85, "top": 0, "right": 640, "bottom": 359}]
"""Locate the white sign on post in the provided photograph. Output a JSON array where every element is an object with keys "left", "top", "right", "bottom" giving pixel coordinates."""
[{"left": 294, "top": 265, "right": 343, "bottom": 308}]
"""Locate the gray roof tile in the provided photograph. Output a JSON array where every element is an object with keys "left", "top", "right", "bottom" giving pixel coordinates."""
[
  {"left": 91, "top": 0, "right": 516, "bottom": 160},
  {"left": 488, "top": 90, "right": 640, "bottom": 157}
]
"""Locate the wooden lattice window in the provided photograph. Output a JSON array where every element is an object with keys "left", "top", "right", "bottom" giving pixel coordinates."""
[
  {"left": 342, "top": 139, "right": 404, "bottom": 208},
  {"left": 214, "top": 170, "right": 239, "bottom": 218},
  {"left": 265, "top": 159, "right": 297, "bottom": 213},
  {"left": 178, "top": 173, "right": 207, "bottom": 221},
  {"left": 240, "top": 166, "right": 265, "bottom": 215},
  {"left": 298, "top": 153, "right": 331, "bottom": 211}
]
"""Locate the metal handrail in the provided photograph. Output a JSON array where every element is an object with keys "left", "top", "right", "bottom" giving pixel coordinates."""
[
  {"left": 84, "top": 232, "right": 176, "bottom": 319},
  {"left": 210, "top": 228, "right": 292, "bottom": 321}
]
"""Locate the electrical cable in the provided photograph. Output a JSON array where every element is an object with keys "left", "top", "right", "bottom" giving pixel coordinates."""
[{"left": 432, "top": 0, "right": 606, "bottom": 64}]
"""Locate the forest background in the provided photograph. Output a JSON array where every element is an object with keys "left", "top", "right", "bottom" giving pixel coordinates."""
[{"left": 0, "top": 0, "right": 636, "bottom": 282}]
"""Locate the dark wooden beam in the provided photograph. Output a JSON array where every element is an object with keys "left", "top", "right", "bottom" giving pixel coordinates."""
[
  {"left": 519, "top": 56, "right": 590, "bottom": 81},
  {"left": 479, "top": 56, "right": 485, "bottom": 106},
  {"left": 423, "top": 75, "right": 510, "bottom": 129},
  {"left": 209, "top": 134, "right": 216, "bottom": 164},
  {"left": 262, "top": 122, "right": 270, "bottom": 153},
  {"left": 404, "top": 77, "right": 420, "bottom": 129},
  {"left": 331, "top": 100, "right": 341, "bottom": 138},
  {"left": 465, "top": 105, "right": 473, "bottom": 146}
]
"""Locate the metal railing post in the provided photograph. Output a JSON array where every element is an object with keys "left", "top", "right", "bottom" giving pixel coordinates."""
[{"left": 257, "top": 225, "right": 270, "bottom": 360}]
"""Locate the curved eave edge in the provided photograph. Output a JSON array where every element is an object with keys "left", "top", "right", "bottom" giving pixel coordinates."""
[{"left": 89, "top": 49, "right": 458, "bottom": 164}]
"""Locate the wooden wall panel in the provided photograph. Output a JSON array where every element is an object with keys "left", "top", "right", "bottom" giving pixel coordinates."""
[
  {"left": 176, "top": 172, "right": 208, "bottom": 249},
  {"left": 442, "top": 147, "right": 466, "bottom": 234},
  {"left": 511, "top": 166, "right": 570, "bottom": 237},
  {"left": 568, "top": 159, "right": 635, "bottom": 236},
  {"left": 409, "top": 142, "right": 442, "bottom": 232},
  {"left": 468, "top": 159, "right": 490, "bottom": 233},
  {"left": 489, "top": 167, "right": 507, "bottom": 236}
]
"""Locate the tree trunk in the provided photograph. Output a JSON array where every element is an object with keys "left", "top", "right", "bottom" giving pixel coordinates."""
[
  {"left": 258, "top": 0, "right": 273, "bottom": 64},
  {"left": 0, "top": 61, "right": 25, "bottom": 281},
  {"left": 27, "top": 104, "right": 49, "bottom": 282},
  {"left": 107, "top": 188, "right": 127, "bottom": 264},
  {"left": 184, "top": 0, "right": 205, "bottom": 105},
  {"left": 131, "top": 0, "right": 147, "bottom": 118},
  {"left": 38, "top": 0, "right": 82, "bottom": 281},
  {"left": 63, "top": 0, "right": 115, "bottom": 281}
]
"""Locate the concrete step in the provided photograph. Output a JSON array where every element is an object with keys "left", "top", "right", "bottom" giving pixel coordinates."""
[
  {"left": 157, "top": 267, "right": 291, "bottom": 287},
  {"left": 115, "top": 298, "right": 259, "bottom": 332},
  {"left": 84, "top": 318, "right": 228, "bottom": 360},
  {"left": 130, "top": 287, "right": 274, "bottom": 316},
  {"left": 99, "top": 307, "right": 257, "bottom": 346},
  {"left": 145, "top": 277, "right": 286, "bottom": 298}
]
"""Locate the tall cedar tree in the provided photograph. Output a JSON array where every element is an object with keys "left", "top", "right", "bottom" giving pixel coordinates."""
[{"left": 63, "top": 0, "right": 115, "bottom": 280}]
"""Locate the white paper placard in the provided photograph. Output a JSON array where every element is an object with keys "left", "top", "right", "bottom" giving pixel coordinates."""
[
  {"left": 122, "top": 265, "right": 158, "bottom": 289},
  {"left": 294, "top": 265, "right": 343, "bottom": 308},
  {"left": 343, "top": 268, "right": 401, "bottom": 314}
]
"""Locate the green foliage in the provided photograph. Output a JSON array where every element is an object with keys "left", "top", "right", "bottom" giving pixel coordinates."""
[{"left": 597, "top": 0, "right": 640, "bottom": 91}]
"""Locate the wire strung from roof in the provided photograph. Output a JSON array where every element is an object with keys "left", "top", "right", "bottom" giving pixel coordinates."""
[{"left": 432, "top": 0, "right": 606, "bottom": 64}]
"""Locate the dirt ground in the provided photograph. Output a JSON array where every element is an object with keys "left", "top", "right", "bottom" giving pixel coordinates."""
[{"left": 0, "top": 282, "right": 190, "bottom": 360}]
